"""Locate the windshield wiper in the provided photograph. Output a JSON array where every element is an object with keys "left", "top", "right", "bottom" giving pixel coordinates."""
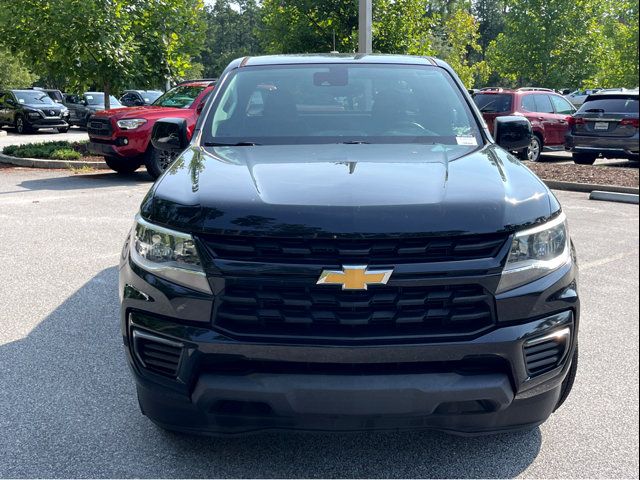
[
  {"left": 338, "top": 140, "right": 370, "bottom": 144},
  {"left": 204, "top": 141, "right": 262, "bottom": 147}
]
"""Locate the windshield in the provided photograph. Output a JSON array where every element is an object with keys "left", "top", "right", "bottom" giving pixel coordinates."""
[
  {"left": 473, "top": 93, "right": 513, "bottom": 113},
  {"left": 84, "top": 93, "right": 122, "bottom": 107},
  {"left": 153, "top": 85, "right": 205, "bottom": 108},
  {"left": 14, "top": 91, "right": 56, "bottom": 105},
  {"left": 143, "top": 91, "right": 163, "bottom": 103},
  {"left": 204, "top": 64, "right": 482, "bottom": 146}
]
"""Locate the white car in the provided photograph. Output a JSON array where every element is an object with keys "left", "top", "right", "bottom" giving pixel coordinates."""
[{"left": 565, "top": 89, "right": 602, "bottom": 107}]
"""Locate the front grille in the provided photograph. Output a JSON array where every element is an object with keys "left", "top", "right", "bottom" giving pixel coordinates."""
[
  {"left": 200, "top": 233, "right": 508, "bottom": 264},
  {"left": 215, "top": 282, "right": 495, "bottom": 340},
  {"left": 524, "top": 328, "right": 570, "bottom": 377},
  {"left": 87, "top": 118, "right": 112, "bottom": 137},
  {"left": 132, "top": 330, "right": 183, "bottom": 377}
]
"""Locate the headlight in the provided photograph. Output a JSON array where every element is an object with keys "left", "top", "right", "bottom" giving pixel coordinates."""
[
  {"left": 117, "top": 119, "right": 147, "bottom": 130},
  {"left": 28, "top": 111, "right": 41, "bottom": 119},
  {"left": 129, "top": 214, "right": 211, "bottom": 294},
  {"left": 497, "top": 212, "right": 571, "bottom": 293}
]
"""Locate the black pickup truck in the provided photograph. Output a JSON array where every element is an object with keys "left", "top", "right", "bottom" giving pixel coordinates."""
[{"left": 119, "top": 54, "right": 579, "bottom": 436}]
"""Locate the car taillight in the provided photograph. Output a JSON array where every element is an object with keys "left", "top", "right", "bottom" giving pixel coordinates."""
[
  {"left": 567, "top": 117, "right": 585, "bottom": 126},
  {"left": 619, "top": 118, "right": 639, "bottom": 128}
]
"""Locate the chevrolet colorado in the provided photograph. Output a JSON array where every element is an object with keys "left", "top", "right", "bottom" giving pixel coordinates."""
[{"left": 120, "top": 54, "right": 579, "bottom": 435}]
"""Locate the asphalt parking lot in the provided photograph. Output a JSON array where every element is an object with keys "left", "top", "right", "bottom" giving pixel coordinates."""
[
  {"left": 0, "top": 127, "right": 88, "bottom": 148},
  {"left": 0, "top": 167, "right": 638, "bottom": 478}
]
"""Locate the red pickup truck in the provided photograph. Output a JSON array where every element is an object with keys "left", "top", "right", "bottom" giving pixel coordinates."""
[{"left": 87, "top": 80, "right": 215, "bottom": 178}]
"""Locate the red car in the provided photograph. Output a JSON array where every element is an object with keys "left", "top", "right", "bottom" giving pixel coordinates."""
[
  {"left": 473, "top": 88, "right": 577, "bottom": 161},
  {"left": 87, "top": 80, "right": 216, "bottom": 178}
]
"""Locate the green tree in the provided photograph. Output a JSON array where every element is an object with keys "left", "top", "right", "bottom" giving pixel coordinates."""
[
  {"left": 0, "top": 49, "right": 38, "bottom": 89},
  {"left": 486, "top": 0, "right": 608, "bottom": 88},
  {"left": 585, "top": 0, "right": 639, "bottom": 88},
  {"left": 373, "top": 0, "right": 434, "bottom": 55},
  {"left": 200, "top": 0, "right": 264, "bottom": 77},
  {"left": 438, "top": 8, "right": 490, "bottom": 87},
  {"left": 259, "top": 0, "right": 357, "bottom": 54},
  {"left": 0, "top": 0, "right": 205, "bottom": 107}
]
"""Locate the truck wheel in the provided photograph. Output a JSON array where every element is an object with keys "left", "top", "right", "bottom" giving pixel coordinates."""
[
  {"left": 15, "top": 115, "right": 31, "bottom": 134},
  {"left": 104, "top": 156, "right": 141, "bottom": 174},
  {"left": 573, "top": 153, "right": 597, "bottom": 165},
  {"left": 554, "top": 344, "right": 578, "bottom": 411},
  {"left": 145, "top": 146, "right": 179, "bottom": 180}
]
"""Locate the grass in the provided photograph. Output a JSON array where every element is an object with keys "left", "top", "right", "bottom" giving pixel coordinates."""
[
  {"left": 68, "top": 165, "right": 96, "bottom": 174},
  {"left": 2, "top": 141, "right": 88, "bottom": 161}
]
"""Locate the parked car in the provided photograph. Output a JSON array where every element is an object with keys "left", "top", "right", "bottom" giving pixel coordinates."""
[
  {"left": 566, "top": 91, "right": 639, "bottom": 164},
  {"left": 0, "top": 89, "right": 70, "bottom": 134},
  {"left": 120, "top": 54, "right": 579, "bottom": 436},
  {"left": 31, "top": 87, "right": 65, "bottom": 104},
  {"left": 63, "top": 92, "right": 123, "bottom": 128},
  {"left": 119, "top": 90, "right": 163, "bottom": 107},
  {"left": 473, "top": 87, "right": 577, "bottom": 161},
  {"left": 87, "top": 79, "right": 215, "bottom": 178},
  {"left": 564, "top": 89, "right": 602, "bottom": 107}
]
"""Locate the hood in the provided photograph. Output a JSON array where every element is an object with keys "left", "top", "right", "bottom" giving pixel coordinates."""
[
  {"left": 21, "top": 103, "right": 63, "bottom": 112},
  {"left": 94, "top": 105, "right": 190, "bottom": 120},
  {"left": 143, "top": 144, "right": 557, "bottom": 238}
]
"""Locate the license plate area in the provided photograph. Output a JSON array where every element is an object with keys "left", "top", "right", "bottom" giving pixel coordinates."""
[{"left": 593, "top": 122, "right": 610, "bottom": 130}]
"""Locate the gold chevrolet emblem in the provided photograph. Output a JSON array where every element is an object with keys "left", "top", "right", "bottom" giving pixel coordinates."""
[{"left": 316, "top": 265, "right": 393, "bottom": 290}]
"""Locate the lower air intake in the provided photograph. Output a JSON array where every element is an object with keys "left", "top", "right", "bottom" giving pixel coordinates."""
[
  {"left": 132, "top": 330, "right": 183, "bottom": 378},
  {"left": 524, "top": 327, "right": 571, "bottom": 377}
]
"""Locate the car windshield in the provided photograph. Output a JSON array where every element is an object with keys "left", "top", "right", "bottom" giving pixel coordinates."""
[
  {"left": 14, "top": 91, "right": 55, "bottom": 105},
  {"left": 152, "top": 85, "right": 205, "bottom": 108},
  {"left": 143, "top": 91, "right": 163, "bottom": 103},
  {"left": 204, "top": 64, "right": 482, "bottom": 146},
  {"left": 84, "top": 93, "right": 122, "bottom": 107},
  {"left": 473, "top": 93, "right": 513, "bottom": 113},
  {"left": 579, "top": 97, "right": 639, "bottom": 114}
]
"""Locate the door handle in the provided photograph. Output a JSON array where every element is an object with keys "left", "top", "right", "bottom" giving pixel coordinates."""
[{"left": 538, "top": 116, "right": 545, "bottom": 120}]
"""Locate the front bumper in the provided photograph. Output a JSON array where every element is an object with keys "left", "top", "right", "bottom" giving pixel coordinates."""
[
  {"left": 26, "top": 117, "right": 69, "bottom": 129},
  {"left": 119, "top": 246, "right": 580, "bottom": 435}
]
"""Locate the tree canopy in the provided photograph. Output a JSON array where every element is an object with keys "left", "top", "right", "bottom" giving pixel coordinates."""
[{"left": 0, "top": 0, "right": 637, "bottom": 93}]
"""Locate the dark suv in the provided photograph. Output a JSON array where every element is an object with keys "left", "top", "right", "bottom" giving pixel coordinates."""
[
  {"left": 474, "top": 88, "right": 577, "bottom": 161},
  {"left": 0, "top": 89, "right": 70, "bottom": 134},
  {"left": 566, "top": 91, "right": 639, "bottom": 164},
  {"left": 63, "top": 92, "right": 124, "bottom": 128},
  {"left": 120, "top": 55, "right": 579, "bottom": 436}
]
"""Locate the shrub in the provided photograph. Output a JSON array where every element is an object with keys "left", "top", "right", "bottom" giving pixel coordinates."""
[
  {"left": 2, "top": 141, "right": 88, "bottom": 160},
  {"left": 50, "top": 149, "right": 81, "bottom": 160}
]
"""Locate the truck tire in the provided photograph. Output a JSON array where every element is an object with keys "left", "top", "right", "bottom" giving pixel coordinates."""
[
  {"left": 104, "top": 156, "right": 141, "bottom": 174},
  {"left": 145, "top": 145, "right": 179, "bottom": 180},
  {"left": 573, "top": 153, "right": 597, "bottom": 165}
]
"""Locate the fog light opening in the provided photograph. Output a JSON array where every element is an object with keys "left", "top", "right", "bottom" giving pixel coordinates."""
[{"left": 523, "top": 326, "right": 571, "bottom": 377}]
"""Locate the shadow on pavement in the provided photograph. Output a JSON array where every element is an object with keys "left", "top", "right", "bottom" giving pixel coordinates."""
[
  {"left": 13, "top": 170, "right": 153, "bottom": 192},
  {"left": 0, "top": 267, "right": 541, "bottom": 478}
]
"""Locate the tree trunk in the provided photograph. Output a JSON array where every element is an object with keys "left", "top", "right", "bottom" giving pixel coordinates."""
[{"left": 103, "top": 81, "right": 111, "bottom": 110}]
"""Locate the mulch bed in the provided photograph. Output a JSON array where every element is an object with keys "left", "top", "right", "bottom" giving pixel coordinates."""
[{"left": 527, "top": 162, "right": 639, "bottom": 188}]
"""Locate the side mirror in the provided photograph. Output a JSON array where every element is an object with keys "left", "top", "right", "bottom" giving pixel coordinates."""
[
  {"left": 134, "top": 99, "right": 144, "bottom": 106},
  {"left": 151, "top": 118, "right": 189, "bottom": 152},
  {"left": 6, "top": 99, "right": 15, "bottom": 106},
  {"left": 494, "top": 116, "right": 532, "bottom": 151}
]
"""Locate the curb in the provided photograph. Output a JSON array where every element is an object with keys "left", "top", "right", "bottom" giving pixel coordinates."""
[
  {"left": 543, "top": 179, "right": 639, "bottom": 195},
  {"left": 0, "top": 152, "right": 108, "bottom": 170},
  {"left": 589, "top": 191, "right": 639, "bottom": 205}
]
